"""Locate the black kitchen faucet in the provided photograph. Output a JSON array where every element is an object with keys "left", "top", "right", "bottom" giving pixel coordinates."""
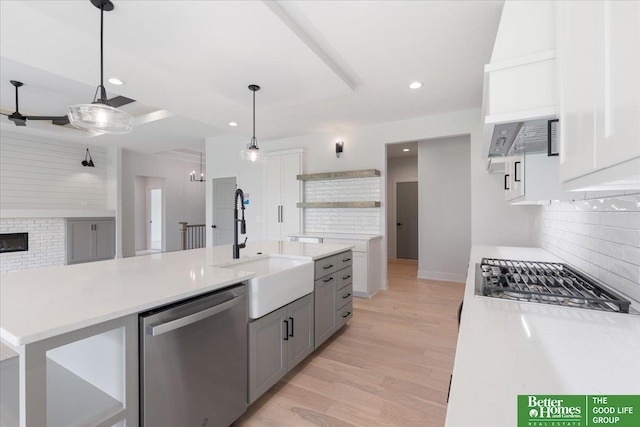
[{"left": 233, "top": 188, "right": 247, "bottom": 259}]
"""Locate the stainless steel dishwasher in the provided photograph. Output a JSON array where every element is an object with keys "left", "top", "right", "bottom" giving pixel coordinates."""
[{"left": 140, "top": 283, "right": 247, "bottom": 427}]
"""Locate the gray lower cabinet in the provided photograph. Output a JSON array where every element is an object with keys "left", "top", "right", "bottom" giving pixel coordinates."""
[
  {"left": 248, "top": 293, "right": 314, "bottom": 404},
  {"left": 66, "top": 218, "right": 115, "bottom": 264},
  {"left": 314, "top": 251, "right": 354, "bottom": 349}
]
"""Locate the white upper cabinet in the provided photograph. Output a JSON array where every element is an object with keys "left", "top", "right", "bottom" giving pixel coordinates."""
[
  {"left": 483, "top": 1, "right": 558, "bottom": 125},
  {"left": 557, "top": 1, "right": 640, "bottom": 189}
]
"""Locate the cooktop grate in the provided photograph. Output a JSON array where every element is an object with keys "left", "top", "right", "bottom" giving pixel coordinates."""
[{"left": 478, "top": 258, "right": 631, "bottom": 314}]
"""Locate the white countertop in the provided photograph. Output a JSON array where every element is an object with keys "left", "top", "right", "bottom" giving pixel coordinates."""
[
  {"left": 445, "top": 245, "right": 640, "bottom": 427},
  {"left": 288, "top": 233, "right": 382, "bottom": 241},
  {"left": 0, "top": 241, "right": 354, "bottom": 347}
]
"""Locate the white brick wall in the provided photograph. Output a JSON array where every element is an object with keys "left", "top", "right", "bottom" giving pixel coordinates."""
[
  {"left": 536, "top": 193, "right": 640, "bottom": 301},
  {"left": 304, "top": 177, "right": 381, "bottom": 234},
  {"left": 0, "top": 218, "right": 66, "bottom": 273}
]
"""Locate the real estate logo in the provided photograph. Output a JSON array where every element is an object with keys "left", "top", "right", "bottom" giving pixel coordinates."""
[{"left": 518, "top": 395, "right": 640, "bottom": 427}]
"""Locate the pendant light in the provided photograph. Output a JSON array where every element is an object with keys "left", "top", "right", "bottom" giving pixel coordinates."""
[
  {"left": 240, "top": 84, "right": 267, "bottom": 163},
  {"left": 190, "top": 152, "right": 205, "bottom": 182},
  {"left": 67, "top": 0, "right": 134, "bottom": 134}
]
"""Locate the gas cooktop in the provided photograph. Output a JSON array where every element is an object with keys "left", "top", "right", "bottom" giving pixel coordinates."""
[{"left": 476, "top": 258, "right": 635, "bottom": 314}]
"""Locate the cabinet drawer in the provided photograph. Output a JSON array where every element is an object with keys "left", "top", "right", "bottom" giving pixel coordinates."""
[
  {"left": 336, "top": 302, "right": 353, "bottom": 328},
  {"left": 315, "top": 255, "right": 338, "bottom": 278},
  {"left": 314, "top": 272, "right": 338, "bottom": 290},
  {"left": 337, "top": 251, "right": 353, "bottom": 270},
  {"left": 336, "top": 284, "right": 353, "bottom": 310},
  {"left": 337, "top": 266, "right": 353, "bottom": 289}
]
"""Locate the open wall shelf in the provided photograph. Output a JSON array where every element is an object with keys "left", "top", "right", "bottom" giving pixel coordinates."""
[
  {"left": 297, "top": 202, "right": 381, "bottom": 208},
  {"left": 297, "top": 169, "right": 380, "bottom": 181}
]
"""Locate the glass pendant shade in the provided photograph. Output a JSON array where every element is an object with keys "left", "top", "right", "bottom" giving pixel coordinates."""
[
  {"left": 67, "top": 103, "right": 134, "bottom": 134},
  {"left": 240, "top": 137, "right": 267, "bottom": 163}
]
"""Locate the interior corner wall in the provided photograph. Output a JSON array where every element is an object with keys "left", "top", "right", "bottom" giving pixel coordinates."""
[
  {"left": 386, "top": 156, "right": 418, "bottom": 259},
  {"left": 417, "top": 136, "right": 471, "bottom": 282},
  {"left": 121, "top": 150, "right": 205, "bottom": 257}
]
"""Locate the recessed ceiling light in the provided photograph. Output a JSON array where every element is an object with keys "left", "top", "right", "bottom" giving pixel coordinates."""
[
  {"left": 229, "top": 122, "right": 238, "bottom": 127},
  {"left": 108, "top": 77, "right": 124, "bottom": 85},
  {"left": 402, "top": 148, "right": 410, "bottom": 152},
  {"left": 409, "top": 81, "right": 423, "bottom": 89}
]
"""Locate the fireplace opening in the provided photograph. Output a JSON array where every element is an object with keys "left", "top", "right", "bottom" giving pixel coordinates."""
[{"left": 0, "top": 232, "right": 29, "bottom": 253}]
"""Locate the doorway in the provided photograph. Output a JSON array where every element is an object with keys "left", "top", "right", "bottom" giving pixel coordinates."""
[
  {"left": 396, "top": 181, "right": 418, "bottom": 259},
  {"left": 135, "top": 175, "right": 166, "bottom": 256},
  {"left": 147, "top": 188, "right": 162, "bottom": 250},
  {"left": 211, "top": 177, "right": 237, "bottom": 246}
]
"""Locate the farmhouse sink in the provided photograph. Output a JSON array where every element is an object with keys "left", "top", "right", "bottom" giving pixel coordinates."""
[{"left": 224, "top": 257, "right": 314, "bottom": 319}]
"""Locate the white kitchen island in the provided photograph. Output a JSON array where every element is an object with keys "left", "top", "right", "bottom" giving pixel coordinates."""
[
  {"left": 446, "top": 246, "right": 640, "bottom": 427},
  {"left": 0, "top": 241, "right": 353, "bottom": 427}
]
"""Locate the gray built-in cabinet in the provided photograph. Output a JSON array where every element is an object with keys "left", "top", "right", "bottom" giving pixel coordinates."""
[
  {"left": 248, "top": 293, "right": 314, "bottom": 404},
  {"left": 248, "top": 250, "right": 353, "bottom": 404},
  {"left": 314, "top": 251, "right": 353, "bottom": 348},
  {"left": 66, "top": 218, "right": 116, "bottom": 264}
]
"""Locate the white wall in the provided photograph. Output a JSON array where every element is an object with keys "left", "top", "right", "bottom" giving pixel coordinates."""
[
  {"left": 207, "top": 108, "right": 537, "bottom": 286},
  {"left": 0, "top": 131, "right": 108, "bottom": 210},
  {"left": 536, "top": 193, "right": 640, "bottom": 302},
  {"left": 386, "top": 156, "right": 418, "bottom": 258},
  {"left": 121, "top": 150, "right": 205, "bottom": 257},
  {"left": 417, "top": 136, "right": 471, "bottom": 282}
]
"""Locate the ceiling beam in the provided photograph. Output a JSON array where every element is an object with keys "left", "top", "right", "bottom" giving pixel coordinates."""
[{"left": 262, "top": 0, "right": 356, "bottom": 92}]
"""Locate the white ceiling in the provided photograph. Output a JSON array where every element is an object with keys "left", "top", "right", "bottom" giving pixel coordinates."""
[{"left": 0, "top": 0, "right": 503, "bottom": 154}]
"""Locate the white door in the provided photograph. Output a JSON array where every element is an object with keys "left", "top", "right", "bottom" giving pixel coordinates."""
[
  {"left": 211, "top": 177, "right": 236, "bottom": 246},
  {"left": 147, "top": 189, "right": 162, "bottom": 250}
]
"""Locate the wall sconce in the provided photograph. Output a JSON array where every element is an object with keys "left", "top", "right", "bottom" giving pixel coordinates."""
[
  {"left": 335, "top": 140, "right": 344, "bottom": 158},
  {"left": 82, "top": 148, "right": 95, "bottom": 167}
]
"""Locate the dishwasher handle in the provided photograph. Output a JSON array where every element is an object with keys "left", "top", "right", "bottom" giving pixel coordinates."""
[{"left": 148, "top": 294, "right": 246, "bottom": 336}]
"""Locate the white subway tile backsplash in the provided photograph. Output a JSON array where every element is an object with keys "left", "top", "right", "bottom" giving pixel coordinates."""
[
  {"left": 0, "top": 218, "right": 65, "bottom": 273},
  {"left": 537, "top": 194, "right": 640, "bottom": 302},
  {"left": 303, "top": 176, "right": 381, "bottom": 234}
]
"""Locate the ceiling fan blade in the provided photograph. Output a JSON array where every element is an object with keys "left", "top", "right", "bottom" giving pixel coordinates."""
[
  {"left": 25, "top": 115, "right": 71, "bottom": 126},
  {"left": 108, "top": 96, "right": 135, "bottom": 108}
]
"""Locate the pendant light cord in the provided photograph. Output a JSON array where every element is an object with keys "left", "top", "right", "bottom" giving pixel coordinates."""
[
  {"left": 252, "top": 89, "right": 256, "bottom": 140},
  {"left": 98, "top": 4, "right": 107, "bottom": 104}
]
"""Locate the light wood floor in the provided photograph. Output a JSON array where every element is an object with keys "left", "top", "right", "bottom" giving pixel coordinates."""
[{"left": 234, "top": 259, "right": 465, "bottom": 427}]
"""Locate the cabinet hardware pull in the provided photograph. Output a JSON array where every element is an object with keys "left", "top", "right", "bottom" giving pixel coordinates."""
[
  {"left": 342, "top": 293, "right": 351, "bottom": 299},
  {"left": 342, "top": 258, "right": 351, "bottom": 262},
  {"left": 323, "top": 277, "right": 334, "bottom": 283},
  {"left": 514, "top": 161, "right": 521, "bottom": 182},
  {"left": 289, "top": 316, "right": 294, "bottom": 337},
  {"left": 342, "top": 312, "right": 351, "bottom": 318},
  {"left": 323, "top": 264, "right": 334, "bottom": 269},
  {"left": 342, "top": 275, "right": 351, "bottom": 280},
  {"left": 504, "top": 174, "right": 510, "bottom": 190},
  {"left": 283, "top": 320, "right": 289, "bottom": 341}
]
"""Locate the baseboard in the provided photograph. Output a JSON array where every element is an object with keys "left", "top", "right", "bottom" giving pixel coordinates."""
[
  {"left": 353, "top": 291, "right": 372, "bottom": 299},
  {"left": 417, "top": 270, "right": 466, "bottom": 283}
]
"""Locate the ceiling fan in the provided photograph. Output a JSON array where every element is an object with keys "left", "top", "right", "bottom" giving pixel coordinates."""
[{"left": 1, "top": 79, "right": 134, "bottom": 128}]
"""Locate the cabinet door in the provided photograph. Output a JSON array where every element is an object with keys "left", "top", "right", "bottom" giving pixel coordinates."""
[
  {"left": 281, "top": 193, "right": 301, "bottom": 238},
  {"left": 264, "top": 196, "right": 282, "bottom": 241},
  {"left": 511, "top": 156, "right": 525, "bottom": 199},
  {"left": 265, "top": 155, "right": 282, "bottom": 199},
  {"left": 94, "top": 220, "right": 115, "bottom": 261},
  {"left": 314, "top": 273, "right": 337, "bottom": 348},
  {"left": 248, "top": 306, "right": 288, "bottom": 404},
  {"left": 67, "top": 221, "right": 94, "bottom": 264},
  {"left": 557, "top": 1, "right": 599, "bottom": 181},
  {"left": 281, "top": 153, "right": 301, "bottom": 197},
  {"left": 594, "top": 1, "right": 640, "bottom": 170},
  {"left": 352, "top": 252, "right": 368, "bottom": 295},
  {"left": 286, "top": 294, "right": 314, "bottom": 371}
]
